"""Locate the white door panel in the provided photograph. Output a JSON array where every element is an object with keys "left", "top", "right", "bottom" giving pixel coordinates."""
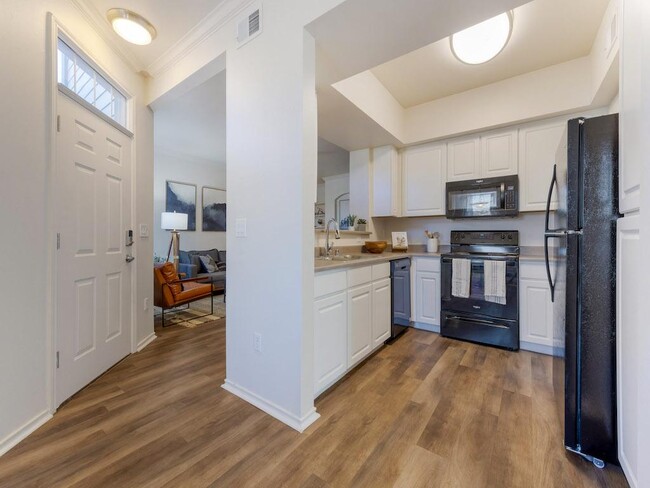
[
  {"left": 371, "top": 278, "right": 391, "bottom": 347},
  {"left": 314, "top": 292, "right": 347, "bottom": 396},
  {"left": 415, "top": 270, "right": 440, "bottom": 326},
  {"left": 481, "top": 129, "right": 518, "bottom": 177},
  {"left": 348, "top": 284, "right": 372, "bottom": 367},
  {"left": 447, "top": 136, "right": 480, "bottom": 181},
  {"left": 402, "top": 143, "right": 446, "bottom": 216},
  {"left": 56, "top": 93, "right": 132, "bottom": 406}
]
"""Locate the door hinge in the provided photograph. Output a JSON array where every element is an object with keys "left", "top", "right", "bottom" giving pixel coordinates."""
[
  {"left": 56, "top": 351, "right": 60, "bottom": 369},
  {"left": 57, "top": 115, "right": 61, "bottom": 132},
  {"left": 56, "top": 233, "right": 61, "bottom": 250}
]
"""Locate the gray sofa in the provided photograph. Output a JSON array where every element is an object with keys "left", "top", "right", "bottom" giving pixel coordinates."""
[{"left": 178, "top": 249, "right": 226, "bottom": 293}]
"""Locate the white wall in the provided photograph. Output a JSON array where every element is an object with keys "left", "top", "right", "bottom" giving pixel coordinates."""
[
  {"left": 374, "top": 213, "right": 549, "bottom": 247},
  {"left": 0, "top": 0, "right": 153, "bottom": 455},
  {"left": 153, "top": 149, "right": 226, "bottom": 258},
  {"left": 323, "top": 173, "right": 349, "bottom": 223}
]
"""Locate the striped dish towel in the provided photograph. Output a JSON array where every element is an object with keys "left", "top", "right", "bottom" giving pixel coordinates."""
[
  {"left": 484, "top": 260, "right": 506, "bottom": 305},
  {"left": 452, "top": 259, "right": 471, "bottom": 298}
]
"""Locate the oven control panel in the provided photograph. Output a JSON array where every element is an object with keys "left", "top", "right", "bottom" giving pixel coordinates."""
[{"left": 450, "top": 230, "right": 519, "bottom": 246}]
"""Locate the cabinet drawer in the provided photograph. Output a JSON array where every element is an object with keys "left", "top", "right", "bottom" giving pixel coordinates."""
[
  {"left": 415, "top": 257, "right": 440, "bottom": 272},
  {"left": 372, "top": 262, "right": 390, "bottom": 281},
  {"left": 314, "top": 270, "right": 347, "bottom": 298},
  {"left": 348, "top": 266, "right": 373, "bottom": 288}
]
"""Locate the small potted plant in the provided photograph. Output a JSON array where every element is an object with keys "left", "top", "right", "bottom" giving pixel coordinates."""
[
  {"left": 356, "top": 218, "right": 367, "bottom": 232},
  {"left": 347, "top": 214, "right": 357, "bottom": 230}
]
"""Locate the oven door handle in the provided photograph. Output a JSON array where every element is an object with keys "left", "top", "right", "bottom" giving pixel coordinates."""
[
  {"left": 442, "top": 256, "right": 518, "bottom": 263},
  {"left": 446, "top": 315, "right": 511, "bottom": 329}
]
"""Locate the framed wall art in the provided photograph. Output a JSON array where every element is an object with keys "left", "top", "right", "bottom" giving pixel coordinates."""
[
  {"left": 166, "top": 180, "right": 196, "bottom": 231},
  {"left": 202, "top": 187, "right": 227, "bottom": 232}
]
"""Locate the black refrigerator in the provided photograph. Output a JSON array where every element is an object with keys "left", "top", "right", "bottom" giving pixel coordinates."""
[{"left": 545, "top": 114, "right": 619, "bottom": 468}]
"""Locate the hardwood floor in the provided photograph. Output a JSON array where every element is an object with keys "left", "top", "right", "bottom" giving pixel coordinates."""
[{"left": 0, "top": 320, "right": 628, "bottom": 487}]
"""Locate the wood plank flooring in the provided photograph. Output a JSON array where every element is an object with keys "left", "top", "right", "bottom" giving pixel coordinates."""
[{"left": 0, "top": 320, "right": 628, "bottom": 487}]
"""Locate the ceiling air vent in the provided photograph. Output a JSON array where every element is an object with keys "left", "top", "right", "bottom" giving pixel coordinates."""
[{"left": 237, "top": 7, "right": 262, "bottom": 48}]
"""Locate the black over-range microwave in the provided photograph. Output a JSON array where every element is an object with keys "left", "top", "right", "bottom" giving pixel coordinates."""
[{"left": 445, "top": 175, "right": 519, "bottom": 219}]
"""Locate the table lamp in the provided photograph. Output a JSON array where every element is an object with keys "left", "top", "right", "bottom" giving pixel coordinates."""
[{"left": 161, "top": 211, "right": 188, "bottom": 271}]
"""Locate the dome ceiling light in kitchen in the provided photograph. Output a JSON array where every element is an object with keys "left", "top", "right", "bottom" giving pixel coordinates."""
[
  {"left": 107, "top": 8, "right": 157, "bottom": 45},
  {"left": 450, "top": 11, "right": 513, "bottom": 65}
]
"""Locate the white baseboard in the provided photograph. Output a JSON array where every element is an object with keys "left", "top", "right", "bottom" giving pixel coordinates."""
[
  {"left": 412, "top": 322, "right": 440, "bottom": 333},
  {"left": 0, "top": 410, "right": 52, "bottom": 457},
  {"left": 136, "top": 332, "right": 157, "bottom": 352},
  {"left": 619, "top": 451, "right": 637, "bottom": 488},
  {"left": 520, "top": 341, "right": 564, "bottom": 357},
  {"left": 222, "top": 379, "right": 320, "bottom": 433}
]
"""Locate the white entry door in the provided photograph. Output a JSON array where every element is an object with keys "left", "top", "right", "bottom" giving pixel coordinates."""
[{"left": 56, "top": 92, "right": 133, "bottom": 406}]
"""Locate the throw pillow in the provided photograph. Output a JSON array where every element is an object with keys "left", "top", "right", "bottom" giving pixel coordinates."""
[
  {"left": 216, "top": 261, "right": 226, "bottom": 272},
  {"left": 199, "top": 255, "right": 218, "bottom": 273}
]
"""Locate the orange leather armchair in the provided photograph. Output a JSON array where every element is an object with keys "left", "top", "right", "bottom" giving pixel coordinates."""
[{"left": 154, "top": 262, "right": 213, "bottom": 327}]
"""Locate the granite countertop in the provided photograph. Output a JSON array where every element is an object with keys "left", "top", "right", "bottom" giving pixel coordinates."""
[{"left": 314, "top": 245, "right": 552, "bottom": 272}]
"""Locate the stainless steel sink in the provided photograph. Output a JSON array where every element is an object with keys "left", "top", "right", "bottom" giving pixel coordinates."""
[{"left": 316, "top": 254, "right": 364, "bottom": 262}]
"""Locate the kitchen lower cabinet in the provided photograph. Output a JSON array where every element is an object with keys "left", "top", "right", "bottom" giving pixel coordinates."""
[
  {"left": 519, "top": 261, "right": 561, "bottom": 356},
  {"left": 314, "top": 263, "right": 393, "bottom": 397},
  {"left": 348, "top": 283, "right": 373, "bottom": 368},
  {"left": 313, "top": 291, "right": 348, "bottom": 396},
  {"left": 372, "top": 278, "right": 391, "bottom": 347},
  {"left": 413, "top": 257, "right": 441, "bottom": 332}
]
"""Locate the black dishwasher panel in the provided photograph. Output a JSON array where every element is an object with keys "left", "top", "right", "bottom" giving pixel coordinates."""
[{"left": 388, "top": 258, "right": 411, "bottom": 342}]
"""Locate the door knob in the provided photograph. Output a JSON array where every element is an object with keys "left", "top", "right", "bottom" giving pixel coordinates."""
[{"left": 126, "top": 254, "right": 135, "bottom": 263}]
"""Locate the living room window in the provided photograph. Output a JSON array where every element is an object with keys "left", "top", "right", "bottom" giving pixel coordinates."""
[{"left": 57, "top": 37, "right": 127, "bottom": 128}]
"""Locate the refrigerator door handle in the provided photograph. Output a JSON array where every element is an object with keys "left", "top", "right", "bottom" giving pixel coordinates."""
[
  {"left": 544, "top": 164, "right": 561, "bottom": 303},
  {"left": 544, "top": 235, "right": 556, "bottom": 302},
  {"left": 545, "top": 164, "right": 557, "bottom": 233}
]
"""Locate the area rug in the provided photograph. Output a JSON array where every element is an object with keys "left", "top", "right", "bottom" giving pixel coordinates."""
[{"left": 156, "top": 295, "right": 226, "bottom": 328}]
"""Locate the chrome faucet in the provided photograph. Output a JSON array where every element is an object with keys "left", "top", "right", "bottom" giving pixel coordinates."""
[{"left": 325, "top": 218, "right": 341, "bottom": 258}]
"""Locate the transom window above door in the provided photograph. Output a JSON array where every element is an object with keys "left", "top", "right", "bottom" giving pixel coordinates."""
[{"left": 57, "top": 38, "right": 127, "bottom": 128}]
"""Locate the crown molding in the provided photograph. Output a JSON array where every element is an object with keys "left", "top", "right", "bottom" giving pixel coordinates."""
[
  {"left": 69, "top": 0, "right": 143, "bottom": 74},
  {"left": 145, "top": 0, "right": 255, "bottom": 78}
]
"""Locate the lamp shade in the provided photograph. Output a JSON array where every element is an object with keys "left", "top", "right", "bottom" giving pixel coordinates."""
[{"left": 161, "top": 212, "right": 188, "bottom": 231}]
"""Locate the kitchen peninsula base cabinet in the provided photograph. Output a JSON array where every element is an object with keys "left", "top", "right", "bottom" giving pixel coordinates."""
[
  {"left": 412, "top": 257, "right": 441, "bottom": 333},
  {"left": 519, "top": 261, "right": 564, "bottom": 356},
  {"left": 313, "top": 263, "right": 391, "bottom": 397}
]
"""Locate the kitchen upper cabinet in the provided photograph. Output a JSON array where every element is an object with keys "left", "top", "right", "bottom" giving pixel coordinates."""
[
  {"left": 371, "top": 278, "right": 391, "bottom": 347},
  {"left": 372, "top": 145, "right": 401, "bottom": 217},
  {"left": 481, "top": 128, "right": 518, "bottom": 178},
  {"left": 518, "top": 119, "right": 565, "bottom": 212},
  {"left": 348, "top": 283, "right": 373, "bottom": 368},
  {"left": 519, "top": 261, "right": 560, "bottom": 355},
  {"left": 414, "top": 258, "right": 441, "bottom": 329},
  {"left": 447, "top": 135, "right": 481, "bottom": 182},
  {"left": 314, "top": 291, "right": 348, "bottom": 396},
  {"left": 402, "top": 143, "right": 447, "bottom": 217}
]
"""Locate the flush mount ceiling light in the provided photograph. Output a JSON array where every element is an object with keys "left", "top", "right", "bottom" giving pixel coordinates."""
[
  {"left": 107, "top": 8, "right": 157, "bottom": 45},
  {"left": 450, "top": 11, "right": 513, "bottom": 65}
]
